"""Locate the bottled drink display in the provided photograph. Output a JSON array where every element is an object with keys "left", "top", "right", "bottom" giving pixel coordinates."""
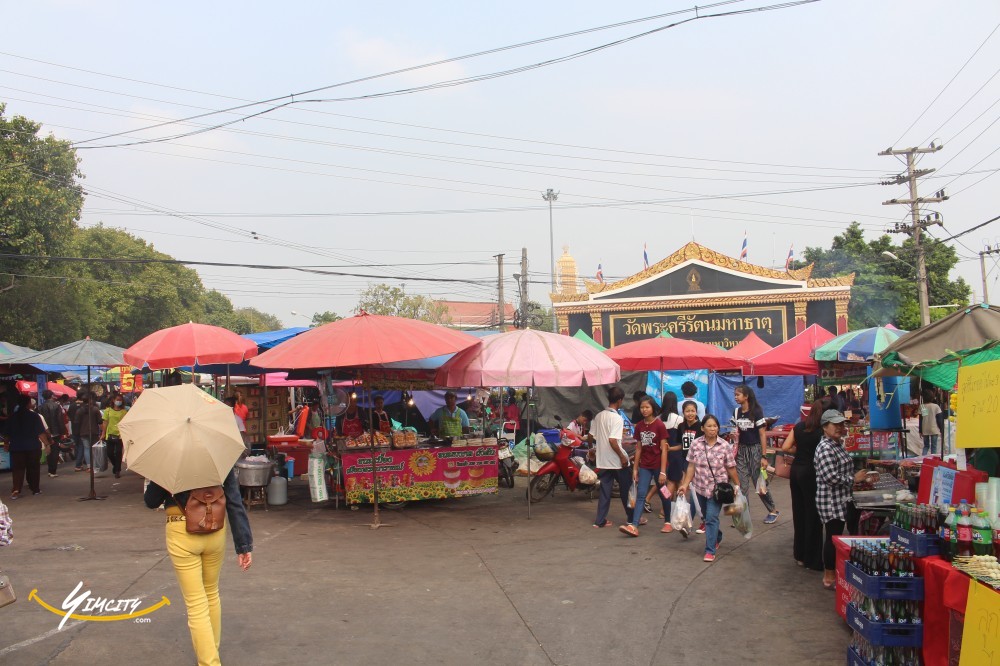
[
  {"left": 849, "top": 541, "right": 918, "bottom": 578},
  {"left": 956, "top": 500, "right": 975, "bottom": 558},
  {"left": 942, "top": 507, "right": 957, "bottom": 562},
  {"left": 850, "top": 632, "right": 922, "bottom": 666},
  {"left": 994, "top": 513, "right": 1000, "bottom": 559},
  {"left": 973, "top": 510, "right": 992, "bottom": 556},
  {"left": 848, "top": 585, "right": 923, "bottom": 625},
  {"left": 890, "top": 503, "right": 940, "bottom": 534}
]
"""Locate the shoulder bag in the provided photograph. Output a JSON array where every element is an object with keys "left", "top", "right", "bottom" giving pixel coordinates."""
[
  {"left": 174, "top": 487, "right": 226, "bottom": 534},
  {"left": 703, "top": 442, "right": 735, "bottom": 504}
]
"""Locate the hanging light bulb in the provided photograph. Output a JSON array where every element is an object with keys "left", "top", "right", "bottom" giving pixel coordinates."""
[{"left": 350, "top": 390, "right": 358, "bottom": 400}]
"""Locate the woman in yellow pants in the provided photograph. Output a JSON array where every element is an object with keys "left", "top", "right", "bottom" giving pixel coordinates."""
[{"left": 145, "top": 468, "right": 253, "bottom": 666}]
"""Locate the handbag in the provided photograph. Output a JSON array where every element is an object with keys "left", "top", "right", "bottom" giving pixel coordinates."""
[
  {"left": 703, "top": 442, "right": 735, "bottom": 505},
  {"left": 0, "top": 572, "right": 16, "bottom": 608}
]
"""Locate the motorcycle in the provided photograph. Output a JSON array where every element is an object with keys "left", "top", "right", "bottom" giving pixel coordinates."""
[
  {"left": 527, "top": 428, "right": 600, "bottom": 503},
  {"left": 496, "top": 420, "right": 519, "bottom": 488}
]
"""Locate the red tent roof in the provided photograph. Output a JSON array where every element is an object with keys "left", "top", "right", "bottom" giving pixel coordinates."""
[
  {"left": 727, "top": 332, "right": 772, "bottom": 359},
  {"left": 749, "top": 324, "right": 835, "bottom": 376}
]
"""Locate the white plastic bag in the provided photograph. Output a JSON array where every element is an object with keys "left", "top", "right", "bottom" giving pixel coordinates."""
[
  {"left": 627, "top": 483, "right": 637, "bottom": 509},
  {"left": 670, "top": 495, "right": 693, "bottom": 532},
  {"left": 578, "top": 464, "right": 597, "bottom": 485},
  {"left": 756, "top": 471, "right": 769, "bottom": 496},
  {"left": 689, "top": 486, "right": 703, "bottom": 520},
  {"left": 729, "top": 488, "right": 753, "bottom": 538},
  {"left": 91, "top": 440, "right": 109, "bottom": 472},
  {"left": 307, "top": 453, "right": 329, "bottom": 503}
]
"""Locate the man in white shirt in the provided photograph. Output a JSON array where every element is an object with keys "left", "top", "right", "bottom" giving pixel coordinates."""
[
  {"left": 591, "top": 386, "right": 635, "bottom": 529},
  {"left": 681, "top": 381, "right": 706, "bottom": 421}
]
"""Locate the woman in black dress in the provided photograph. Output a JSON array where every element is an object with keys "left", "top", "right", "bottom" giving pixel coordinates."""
[{"left": 780, "top": 396, "right": 830, "bottom": 570}]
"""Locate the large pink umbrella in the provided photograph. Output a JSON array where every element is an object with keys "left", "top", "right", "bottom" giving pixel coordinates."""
[
  {"left": 605, "top": 337, "right": 747, "bottom": 372},
  {"left": 124, "top": 322, "right": 258, "bottom": 370},
  {"left": 435, "top": 329, "right": 620, "bottom": 387}
]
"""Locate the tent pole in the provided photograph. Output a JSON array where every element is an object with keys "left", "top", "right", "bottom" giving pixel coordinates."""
[{"left": 79, "top": 364, "right": 106, "bottom": 501}]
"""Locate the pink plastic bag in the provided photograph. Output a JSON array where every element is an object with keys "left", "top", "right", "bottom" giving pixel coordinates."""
[{"left": 659, "top": 485, "right": 672, "bottom": 500}]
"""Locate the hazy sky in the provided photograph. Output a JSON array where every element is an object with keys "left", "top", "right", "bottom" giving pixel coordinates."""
[{"left": 4, "top": 1, "right": 1000, "bottom": 327}]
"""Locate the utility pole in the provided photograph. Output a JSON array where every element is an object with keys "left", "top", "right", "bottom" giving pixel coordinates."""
[
  {"left": 542, "top": 189, "right": 559, "bottom": 332},
  {"left": 520, "top": 248, "right": 529, "bottom": 328},
  {"left": 979, "top": 244, "right": 1000, "bottom": 304},
  {"left": 495, "top": 253, "right": 505, "bottom": 330},
  {"left": 879, "top": 142, "right": 948, "bottom": 327}
]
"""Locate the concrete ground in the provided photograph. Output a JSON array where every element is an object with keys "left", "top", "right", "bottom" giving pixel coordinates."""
[{"left": 0, "top": 463, "right": 850, "bottom": 666}]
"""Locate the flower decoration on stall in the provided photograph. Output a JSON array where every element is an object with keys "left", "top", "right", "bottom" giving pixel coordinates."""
[{"left": 408, "top": 451, "right": 437, "bottom": 477}]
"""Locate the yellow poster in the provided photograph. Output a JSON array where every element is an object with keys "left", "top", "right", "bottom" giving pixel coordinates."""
[
  {"left": 958, "top": 578, "right": 1000, "bottom": 666},
  {"left": 956, "top": 360, "right": 1000, "bottom": 448},
  {"left": 116, "top": 366, "right": 137, "bottom": 392}
]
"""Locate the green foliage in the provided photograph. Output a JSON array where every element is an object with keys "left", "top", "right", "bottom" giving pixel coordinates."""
[
  {"left": 800, "top": 222, "right": 970, "bottom": 330},
  {"left": 311, "top": 310, "right": 342, "bottom": 326},
  {"left": 355, "top": 284, "right": 450, "bottom": 324},
  {"left": 0, "top": 105, "right": 288, "bottom": 348}
]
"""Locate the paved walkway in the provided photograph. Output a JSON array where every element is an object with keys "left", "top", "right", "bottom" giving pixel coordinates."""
[{"left": 0, "top": 466, "right": 849, "bottom": 665}]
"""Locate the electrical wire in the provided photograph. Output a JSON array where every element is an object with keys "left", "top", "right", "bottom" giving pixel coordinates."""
[
  {"left": 894, "top": 19, "right": 1000, "bottom": 146},
  {"left": 68, "top": 1, "right": 820, "bottom": 150}
]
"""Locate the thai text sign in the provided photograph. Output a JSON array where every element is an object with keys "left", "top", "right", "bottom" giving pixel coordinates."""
[
  {"left": 341, "top": 444, "right": 499, "bottom": 504},
  {"left": 956, "top": 360, "right": 1000, "bottom": 449},
  {"left": 844, "top": 430, "right": 898, "bottom": 453},
  {"left": 608, "top": 306, "right": 788, "bottom": 347}
]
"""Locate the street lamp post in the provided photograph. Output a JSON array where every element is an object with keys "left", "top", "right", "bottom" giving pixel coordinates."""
[
  {"left": 882, "top": 251, "right": 931, "bottom": 326},
  {"left": 542, "top": 189, "right": 559, "bottom": 333}
]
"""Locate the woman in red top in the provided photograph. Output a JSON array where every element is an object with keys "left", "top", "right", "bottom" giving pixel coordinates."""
[
  {"left": 620, "top": 396, "right": 669, "bottom": 537},
  {"left": 233, "top": 391, "right": 249, "bottom": 423}
]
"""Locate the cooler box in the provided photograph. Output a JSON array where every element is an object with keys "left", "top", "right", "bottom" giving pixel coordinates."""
[
  {"left": 916, "top": 457, "right": 988, "bottom": 505},
  {"left": 538, "top": 429, "right": 562, "bottom": 445}
]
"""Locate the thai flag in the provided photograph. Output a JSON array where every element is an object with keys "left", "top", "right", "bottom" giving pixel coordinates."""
[
  {"left": 785, "top": 244, "right": 794, "bottom": 270},
  {"left": 643, "top": 243, "right": 649, "bottom": 270},
  {"left": 739, "top": 232, "right": 748, "bottom": 261},
  {"left": 596, "top": 263, "right": 604, "bottom": 283}
]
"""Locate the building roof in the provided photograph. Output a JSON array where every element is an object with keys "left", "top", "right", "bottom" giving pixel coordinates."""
[{"left": 439, "top": 301, "right": 516, "bottom": 329}]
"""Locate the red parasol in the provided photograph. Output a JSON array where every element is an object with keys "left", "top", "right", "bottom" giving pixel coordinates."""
[
  {"left": 252, "top": 312, "right": 480, "bottom": 370},
  {"left": 15, "top": 380, "right": 77, "bottom": 399},
  {"left": 605, "top": 337, "right": 747, "bottom": 372},
  {"left": 123, "top": 322, "right": 258, "bottom": 370},
  {"left": 749, "top": 324, "right": 835, "bottom": 376}
]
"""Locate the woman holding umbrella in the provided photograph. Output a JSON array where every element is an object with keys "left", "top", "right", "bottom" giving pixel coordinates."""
[{"left": 127, "top": 385, "right": 254, "bottom": 666}]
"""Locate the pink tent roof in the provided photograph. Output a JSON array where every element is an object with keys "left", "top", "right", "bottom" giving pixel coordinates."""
[
  {"left": 749, "top": 324, "right": 835, "bottom": 376},
  {"left": 727, "top": 332, "right": 772, "bottom": 359},
  {"left": 261, "top": 372, "right": 317, "bottom": 388},
  {"left": 606, "top": 337, "right": 747, "bottom": 372}
]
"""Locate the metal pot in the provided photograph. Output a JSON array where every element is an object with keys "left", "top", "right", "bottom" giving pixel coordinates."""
[{"left": 235, "top": 460, "right": 275, "bottom": 487}]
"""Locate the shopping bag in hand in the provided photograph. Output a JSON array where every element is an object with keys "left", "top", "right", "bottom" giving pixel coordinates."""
[
  {"left": 689, "top": 486, "right": 703, "bottom": 520},
  {"left": 756, "top": 471, "right": 769, "bottom": 496},
  {"left": 91, "top": 440, "right": 109, "bottom": 472},
  {"left": 670, "top": 496, "right": 693, "bottom": 532},
  {"left": 627, "top": 483, "right": 637, "bottom": 509},
  {"left": 730, "top": 488, "right": 753, "bottom": 538}
]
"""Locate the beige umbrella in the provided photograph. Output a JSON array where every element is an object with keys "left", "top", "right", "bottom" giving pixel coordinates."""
[{"left": 120, "top": 384, "right": 244, "bottom": 494}]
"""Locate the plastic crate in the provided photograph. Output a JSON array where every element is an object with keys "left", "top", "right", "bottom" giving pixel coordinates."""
[
  {"left": 846, "top": 605, "right": 923, "bottom": 647},
  {"left": 890, "top": 525, "right": 941, "bottom": 557},
  {"left": 538, "top": 429, "right": 562, "bottom": 445},
  {"left": 847, "top": 646, "right": 866, "bottom": 666},
  {"left": 845, "top": 562, "right": 924, "bottom": 600}
]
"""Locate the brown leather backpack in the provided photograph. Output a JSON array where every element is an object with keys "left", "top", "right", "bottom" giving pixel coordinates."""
[{"left": 178, "top": 487, "right": 226, "bottom": 534}]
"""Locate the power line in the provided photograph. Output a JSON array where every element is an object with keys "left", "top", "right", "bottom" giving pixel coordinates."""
[{"left": 67, "top": 1, "right": 819, "bottom": 150}]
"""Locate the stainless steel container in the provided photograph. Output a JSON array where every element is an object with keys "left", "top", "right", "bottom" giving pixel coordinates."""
[{"left": 235, "top": 460, "right": 275, "bottom": 487}]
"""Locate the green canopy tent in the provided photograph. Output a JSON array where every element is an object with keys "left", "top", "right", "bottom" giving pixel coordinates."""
[{"left": 571, "top": 329, "right": 606, "bottom": 351}]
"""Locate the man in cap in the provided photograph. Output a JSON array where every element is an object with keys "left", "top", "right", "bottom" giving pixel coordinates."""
[{"left": 429, "top": 391, "right": 470, "bottom": 438}]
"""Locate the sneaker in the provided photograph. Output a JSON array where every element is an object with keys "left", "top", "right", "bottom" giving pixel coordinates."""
[
  {"left": 661, "top": 523, "right": 673, "bottom": 533},
  {"left": 48, "top": 473, "right": 59, "bottom": 478},
  {"left": 703, "top": 553, "right": 715, "bottom": 563},
  {"left": 679, "top": 527, "right": 689, "bottom": 539},
  {"left": 695, "top": 522, "right": 706, "bottom": 535},
  {"left": 32, "top": 490, "right": 41, "bottom": 496},
  {"left": 764, "top": 511, "right": 780, "bottom": 524}
]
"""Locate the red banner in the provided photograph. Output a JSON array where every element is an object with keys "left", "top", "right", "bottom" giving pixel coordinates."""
[{"left": 341, "top": 444, "right": 499, "bottom": 504}]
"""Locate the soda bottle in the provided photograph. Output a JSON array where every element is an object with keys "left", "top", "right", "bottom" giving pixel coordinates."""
[
  {"left": 974, "top": 511, "right": 992, "bottom": 556},
  {"left": 944, "top": 506, "right": 957, "bottom": 561},
  {"left": 927, "top": 505, "right": 939, "bottom": 534},
  {"left": 956, "top": 500, "right": 974, "bottom": 558}
]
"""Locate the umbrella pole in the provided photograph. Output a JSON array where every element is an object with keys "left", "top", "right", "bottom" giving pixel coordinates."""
[
  {"left": 79, "top": 364, "right": 106, "bottom": 501},
  {"left": 527, "top": 386, "right": 532, "bottom": 520},
  {"left": 362, "top": 386, "right": 389, "bottom": 530}
]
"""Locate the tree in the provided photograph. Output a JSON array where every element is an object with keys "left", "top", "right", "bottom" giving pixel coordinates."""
[
  {"left": 311, "top": 310, "right": 342, "bottom": 326},
  {"left": 800, "top": 222, "right": 970, "bottom": 330},
  {"left": 355, "top": 284, "right": 450, "bottom": 324},
  {"left": 231, "top": 307, "right": 283, "bottom": 334}
]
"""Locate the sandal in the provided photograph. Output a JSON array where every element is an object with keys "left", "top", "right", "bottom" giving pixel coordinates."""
[
  {"left": 619, "top": 524, "right": 639, "bottom": 537},
  {"left": 9, "top": 491, "right": 19, "bottom": 500},
  {"left": 639, "top": 517, "right": 648, "bottom": 526},
  {"left": 593, "top": 520, "right": 613, "bottom": 528},
  {"left": 764, "top": 511, "right": 780, "bottom": 524}
]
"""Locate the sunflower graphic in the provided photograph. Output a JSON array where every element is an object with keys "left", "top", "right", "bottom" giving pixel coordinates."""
[{"left": 408, "top": 451, "right": 437, "bottom": 477}]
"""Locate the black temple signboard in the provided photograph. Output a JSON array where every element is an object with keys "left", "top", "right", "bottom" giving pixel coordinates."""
[{"left": 606, "top": 305, "right": 790, "bottom": 348}]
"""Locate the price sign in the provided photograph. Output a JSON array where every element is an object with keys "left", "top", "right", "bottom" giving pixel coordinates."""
[{"left": 956, "top": 360, "right": 1000, "bottom": 449}]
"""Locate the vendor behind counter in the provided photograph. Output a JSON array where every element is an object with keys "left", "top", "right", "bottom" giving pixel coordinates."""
[{"left": 429, "top": 391, "right": 470, "bottom": 438}]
